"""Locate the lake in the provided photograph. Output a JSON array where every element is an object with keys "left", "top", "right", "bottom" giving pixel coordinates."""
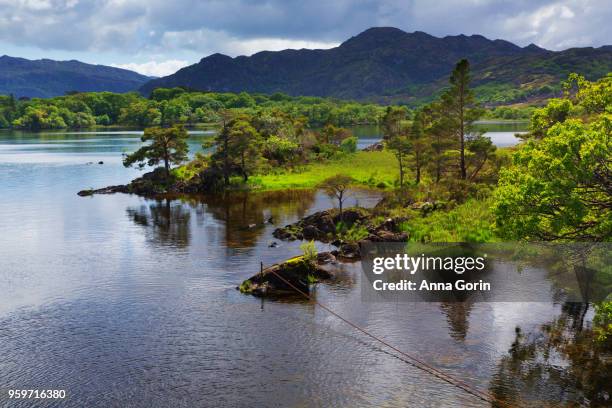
[
  {"left": 352, "top": 122, "right": 528, "bottom": 149},
  {"left": 0, "top": 127, "right": 605, "bottom": 407}
]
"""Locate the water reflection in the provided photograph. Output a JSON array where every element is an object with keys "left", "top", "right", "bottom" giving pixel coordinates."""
[
  {"left": 490, "top": 302, "right": 611, "bottom": 407},
  {"left": 192, "top": 190, "right": 316, "bottom": 248},
  {"left": 439, "top": 301, "right": 474, "bottom": 341},
  {"left": 127, "top": 199, "right": 192, "bottom": 248},
  {"left": 2, "top": 129, "right": 608, "bottom": 408}
]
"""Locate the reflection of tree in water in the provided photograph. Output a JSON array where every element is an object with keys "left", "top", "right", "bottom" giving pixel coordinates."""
[
  {"left": 439, "top": 301, "right": 474, "bottom": 341},
  {"left": 126, "top": 190, "right": 316, "bottom": 250},
  {"left": 183, "top": 190, "right": 316, "bottom": 248},
  {"left": 126, "top": 198, "right": 191, "bottom": 248},
  {"left": 490, "top": 302, "right": 611, "bottom": 407}
]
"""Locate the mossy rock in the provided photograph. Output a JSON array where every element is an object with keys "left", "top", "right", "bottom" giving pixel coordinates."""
[{"left": 238, "top": 253, "right": 336, "bottom": 297}]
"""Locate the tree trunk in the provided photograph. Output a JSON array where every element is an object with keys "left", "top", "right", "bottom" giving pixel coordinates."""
[
  {"left": 223, "top": 135, "right": 229, "bottom": 185},
  {"left": 163, "top": 142, "right": 170, "bottom": 175},
  {"left": 415, "top": 152, "right": 421, "bottom": 184},
  {"left": 459, "top": 83, "right": 467, "bottom": 180},
  {"left": 398, "top": 154, "right": 404, "bottom": 187},
  {"left": 241, "top": 153, "right": 248, "bottom": 182}
]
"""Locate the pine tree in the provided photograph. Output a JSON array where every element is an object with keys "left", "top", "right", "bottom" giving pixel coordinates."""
[{"left": 441, "top": 59, "right": 482, "bottom": 180}]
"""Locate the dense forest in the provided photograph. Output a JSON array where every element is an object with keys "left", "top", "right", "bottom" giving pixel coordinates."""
[
  {"left": 0, "top": 86, "right": 540, "bottom": 132},
  {"left": 0, "top": 89, "right": 388, "bottom": 130}
]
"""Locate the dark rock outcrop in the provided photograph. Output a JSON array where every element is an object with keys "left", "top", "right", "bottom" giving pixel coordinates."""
[
  {"left": 238, "top": 253, "right": 338, "bottom": 297},
  {"left": 273, "top": 208, "right": 408, "bottom": 261},
  {"left": 362, "top": 141, "right": 384, "bottom": 151},
  {"left": 273, "top": 208, "right": 370, "bottom": 242}
]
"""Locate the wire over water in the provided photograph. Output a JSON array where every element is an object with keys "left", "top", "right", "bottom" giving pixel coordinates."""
[{"left": 263, "top": 264, "right": 513, "bottom": 407}]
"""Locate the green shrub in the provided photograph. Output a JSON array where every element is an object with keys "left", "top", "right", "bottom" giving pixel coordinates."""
[{"left": 300, "top": 240, "right": 318, "bottom": 262}]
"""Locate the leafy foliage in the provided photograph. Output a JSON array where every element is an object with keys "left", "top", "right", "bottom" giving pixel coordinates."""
[
  {"left": 300, "top": 240, "right": 318, "bottom": 263},
  {"left": 123, "top": 125, "right": 189, "bottom": 173},
  {"left": 494, "top": 75, "right": 611, "bottom": 241},
  {"left": 495, "top": 116, "right": 611, "bottom": 241}
]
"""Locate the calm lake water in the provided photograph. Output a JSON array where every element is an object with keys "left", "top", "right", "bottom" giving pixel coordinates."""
[
  {"left": 0, "top": 127, "right": 605, "bottom": 407},
  {"left": 352, "top": 122, "right": 528, "bottom": 149}
]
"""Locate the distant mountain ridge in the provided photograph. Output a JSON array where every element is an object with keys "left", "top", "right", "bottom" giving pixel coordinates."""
[
  {"left": 0, "top": 56, "right": 152, "bottom": 98},
  {"left": 140, "top": 27, "right": 612, "bottom": 104}
]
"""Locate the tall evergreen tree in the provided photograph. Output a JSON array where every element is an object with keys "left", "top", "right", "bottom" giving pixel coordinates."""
[
  {"left": 409, "top": 110, "right": 428, "bottom": 184},
  {"left": 441, "top": 59, "right": 482, "bottom": 180},
  {"left": 421, "top": 102, "right": 453, "bottom": 183},
  {"left": 382, "top": 106, "right": 411, "bottom": 187}
]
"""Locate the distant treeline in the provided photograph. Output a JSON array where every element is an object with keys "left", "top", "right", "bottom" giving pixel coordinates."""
[
  {"left": 0, "top": 86, "right": 539, "bottom": 131},
  {"left": 0, "top": 88, "right": 388, "bottom": 130}
]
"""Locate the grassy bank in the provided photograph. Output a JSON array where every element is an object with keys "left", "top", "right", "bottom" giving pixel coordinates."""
[
  {"left": 400, "top": 198, "right": 496, "bottom": 242},
  {"left": 247, "top": 151, "right": 399, "bottom": 191}
]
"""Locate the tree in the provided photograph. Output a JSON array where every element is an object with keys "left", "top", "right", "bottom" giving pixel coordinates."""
[
  {"left": 320, "top": 124, "right": 351, "bottom": 145},
  {"left": 320, "top": 175, "right": 354, "bottom": 220},
  {"left": 528, "top": 98, "right": 573, "bottom": 139},
  {"left": 422, "top": 102, "right": 454, "bottom": 183},
  {"left": 410, "top": 110, "right": 428, "bottom": 184},
  {"left": 209, "top": 115, "right": 263, "bottom": 184},
  {"left": 563, "top": 73, "right": 612, "bottom": 114},
  {"left": 441, "top": 59, "right": 482, "bottom": 180},
  {"left": 494, "top": 115, "right": 611, "bottom": 241},
  {"left": 466, "top": 134, "right": 496, "bottom": 181},
  {"left": 381, "top": 106, "right": 407, "bottom": 141},
  {"left": 228, "top": 119, "right": 262, "bottom": 182},
  {"left": 123, "top": 125, "right": 189, "bottom": 174},
  {"left": 387, "top": 131, "right": 411, "bottom": 188},
  {"left": 383, "top": 106, "right": 411, "bottom": 187}
]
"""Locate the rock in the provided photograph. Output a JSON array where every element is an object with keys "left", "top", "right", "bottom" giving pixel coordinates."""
[
  {"left": 273, "top": 208, "right": 370, "bottom": 243},
  {"left": 77, "top": 185, "right": 129, "bottom": 196},
  {"left": 337, "top": 208, "right": 367, "bottom": 224},
  {"left": 98, "top": 161, "right": 104, "bottom": 165},
  {"left": 338, "top": 242, "right": 361, "bottom": 260},
  {"left": 410, "top": 201, "right": 445, "bottom": 214},
  {"left": 377, "top": 218, "right": 397, "bottom": 232},
  {"left": 238, "top": 254, "right": 334, "bottom": 297},
  {"left": 373, "top": 230, "right": 408, "bottom": 242},
  {"left": 269, "top": 241, "right": 278, "bottom": 248},
  {"left": 316, "top": 251, "right": 337, "bottom": 265},
  {"left": 248, "top": 223, "right": 257, "bottom": 229},
  {"left": 362, "top": 141, "right": 384, "bottom": 151},
  {"left": 266, "top": 216, "right": 274, "bottom": 224},
  {"left": 302, "top": 225, "right": 321, "bottom": 240}
]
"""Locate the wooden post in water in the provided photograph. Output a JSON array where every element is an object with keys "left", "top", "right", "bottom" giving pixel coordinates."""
[{"left": 260, "top": 261, "right": 265, "bottom": 310}]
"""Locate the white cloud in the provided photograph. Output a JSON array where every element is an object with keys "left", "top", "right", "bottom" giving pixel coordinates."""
[
  {"left": 111, "top": 59, "right": 190, "bottom": 76},
  {"left": 160, "top": 29, "right": 339, "bottom": 57},
  {"left": 500, "top": 1, "right": 605, "bottom": 49},
  {"left": 0, "top": 0, "right": 609, "bottom": 62}
]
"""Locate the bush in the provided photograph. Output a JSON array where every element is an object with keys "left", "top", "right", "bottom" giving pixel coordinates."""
[
  {"left": 340, "top": 136, "right": 358, "bottom": 153},
  {"left": 300, "top": 240, "right": 318, "bottom": 262}
]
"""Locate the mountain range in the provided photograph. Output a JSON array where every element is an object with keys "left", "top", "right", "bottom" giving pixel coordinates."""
[
  {"left": 140, "top": 27, "right": 612, "bottom": 104},
  {"left": 0, "top": 56, "right": 151, "bottom": 98},
  {"left": 2, "top": 27, "right": 611, "bottom": 104}
]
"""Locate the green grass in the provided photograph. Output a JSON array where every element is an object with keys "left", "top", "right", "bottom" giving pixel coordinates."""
[
  {"left": 400, "top": 198, "right": 496, "bottom": 243},
  {"left": 248, "top": 151, "right": 399, "bottom": 191}
]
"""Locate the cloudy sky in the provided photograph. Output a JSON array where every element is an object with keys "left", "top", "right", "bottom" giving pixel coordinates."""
[{"left": 0, "top": 0, "right": 610, "bottom": 76}]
